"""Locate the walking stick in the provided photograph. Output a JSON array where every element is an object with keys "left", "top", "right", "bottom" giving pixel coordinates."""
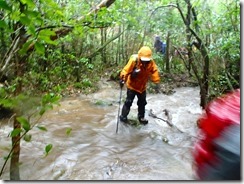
[{"left": 116, "top": 85, "right": 123, "bottom": 134}]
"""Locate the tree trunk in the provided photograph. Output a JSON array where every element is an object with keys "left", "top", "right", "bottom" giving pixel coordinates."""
[
  {"left": 10, "top": 117, "right": 21, "bottom": 180},
  {"left": 101, "top": 28, "right": 107, "bottom": 64},
  {"left": 175, "top": 0, "right": 210, "bottom": 108},
  {"left": 200, "top": 48, "right": 210, "bottom": 108},
  {"left": 9, "top": 2, "right": 27, "bottom": 177},
  {"left": 10, "top": 51, "right": 24, "bottom": 179},
  {"left": 185, "top": 0, "right": 192, "bottom": 76},
  {"left": 165, "top": 32, "right": 170, "bottom": 72}
]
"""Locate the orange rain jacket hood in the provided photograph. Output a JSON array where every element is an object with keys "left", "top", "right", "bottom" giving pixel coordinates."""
[{"left": 120, "top": 46, "right": 160, "bottom": 93}]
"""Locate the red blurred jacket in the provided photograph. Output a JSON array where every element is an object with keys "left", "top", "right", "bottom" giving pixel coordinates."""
[{"left": 193, "top": 89, "right": 240, "bottom": 180}]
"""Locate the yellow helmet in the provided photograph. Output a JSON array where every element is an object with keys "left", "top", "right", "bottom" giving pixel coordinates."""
[{"left": 138, "top": 46, "right": 152, "bottom": 61}]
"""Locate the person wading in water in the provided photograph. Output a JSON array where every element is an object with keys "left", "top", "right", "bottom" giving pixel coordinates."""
[{"left": 119, "top": 46, "right": 160, "bottom": 125}]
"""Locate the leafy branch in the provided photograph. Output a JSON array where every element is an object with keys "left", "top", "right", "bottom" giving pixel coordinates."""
[{"left": 0, "top": 93, "right": 61, "bottom": 178}]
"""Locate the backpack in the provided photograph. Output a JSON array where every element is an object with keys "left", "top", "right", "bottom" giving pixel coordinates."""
[{"left": 130, "top": 55, "right": 140, "bottom": 78}]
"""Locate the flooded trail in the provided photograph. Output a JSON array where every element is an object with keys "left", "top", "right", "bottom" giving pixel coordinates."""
[{"left": 0, "top": 82, "right": 202, "bottom": 180}]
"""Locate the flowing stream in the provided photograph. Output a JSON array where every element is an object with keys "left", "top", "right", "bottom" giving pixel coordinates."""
[{"left": 0, "top": 81, "right": 202, "bottom": 180}]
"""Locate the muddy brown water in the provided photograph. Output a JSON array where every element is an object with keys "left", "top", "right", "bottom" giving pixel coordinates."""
[{"left": 0, "top": 83, "right": 202, "bottom": 180}]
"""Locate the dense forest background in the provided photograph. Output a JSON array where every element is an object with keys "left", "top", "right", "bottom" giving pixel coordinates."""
[
  {"left": 0, "top": 0, "right": 240, "bottom": 180},
  {"left": 0, "top": 0, "right": 240, "bottom": 99}
]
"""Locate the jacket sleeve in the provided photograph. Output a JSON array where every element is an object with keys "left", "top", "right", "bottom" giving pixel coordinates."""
[
  {"left": 120, "top": 56, "right": 136, "bottom": 81},
  {"left": 150, "top": 60, "right": 160, "bottom": 83}
]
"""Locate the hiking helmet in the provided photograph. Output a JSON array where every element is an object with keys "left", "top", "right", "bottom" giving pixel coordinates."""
[{"left": 138, "top": 46, "right": 152, "bottom": 62}]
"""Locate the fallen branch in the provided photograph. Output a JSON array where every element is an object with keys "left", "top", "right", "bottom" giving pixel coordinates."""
[
  {"left": 149, "top": 109, "right": 173, "bottom": 127},
  {"left": 149, "top": 109, "right": 198, "bottom": 139}
]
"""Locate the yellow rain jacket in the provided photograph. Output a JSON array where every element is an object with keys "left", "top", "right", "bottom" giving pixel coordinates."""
[{"left": 120, "top": 46, "right": 160, "bottom": 94}]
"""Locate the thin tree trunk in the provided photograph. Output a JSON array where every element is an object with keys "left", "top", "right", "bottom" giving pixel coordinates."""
[
  {"left": 10, "top": 118, "right": 21, "bottom": 180},
  {"left": 10, "top": 52, "right": 24, "bottom": 180},
  {"left": 165, "top": 32, "right": 170, "bottom": 72},
  {"left": 115, "top": 26, "right": 120, "bottom": 65},
  {"left": 201, "top": 49, "right": 210, "bottom": 108},
  {"left": 175, "top": 0, "right": 210, "bottom": 108},
  {"left": 88, "top": 30, "right": 125, "bottom": 59},
  {"left": 101, "top": 28, "right": 107, "bottom": 64}
]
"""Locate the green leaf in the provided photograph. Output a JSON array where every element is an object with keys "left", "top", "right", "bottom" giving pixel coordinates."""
[
  {"left": 10, "top": 128, "right": 22, "bottom": 137},
  {"left": 45, "top": 144, "right": 53, "bottom": 156},
  {"left": 19, "top": 40, "right": 33, "bottom": 55},
  {"left": 17, "top": 116, "right": 31, "bottom": 131},
  {"left": 36, "top": 126, "right": 47, "bottom": 131},
  {"left": 66, "top": 128, "right": 72, "bottom": 136},
  {"left": 39, "top": 107, "right": 46, "bottom": 116},
  {"left": 38, "top": 30, "right": 57, "bottom": 45},
  {"left": 0, "top": 98, "right": 15, "bottom": 109},
  {"left": 24, "top": 134, "right": 32, "bottom": 142},
  {"left": 0, "top": 0, "right": 12, "bottom": 11},
  {"left": 20, "top": 15, "right": 31, "bottom": 25},
  {"left": 34, "top": 41, "right": 45, "bottom": 55},
  {"left": 39, "top": 104, "right": 53, "bottom": 116},
  {"left": 27, "top": 24, "right": 36, "bottom": 35},
  {"left": 42, "top": 93, "right": 60, "bottom": 106},
  {"left": 0, "top": 20, "right": 7, "bottom": 28},
  {"left": 55, "top": 10, "right": 64, "bottom": 17},
  {"left": 20, "top": 0, "right": 35, "bottom": 8},
  {"left": 24, "top": 10, "right": 40, "bottom": 18}
]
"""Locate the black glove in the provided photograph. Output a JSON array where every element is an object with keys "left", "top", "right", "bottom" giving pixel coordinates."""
[{"left": 119, "top": 79, "right": 125, "bottom": 88}]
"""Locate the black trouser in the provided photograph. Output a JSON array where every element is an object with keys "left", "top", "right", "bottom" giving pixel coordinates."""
[{"left": 121, "top": 88, "right": 147, "bottom": 119}]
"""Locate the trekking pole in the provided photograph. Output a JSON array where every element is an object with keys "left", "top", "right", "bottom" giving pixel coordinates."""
[{"left": 116, "top": 85, "right": 123, "bottom": 134}]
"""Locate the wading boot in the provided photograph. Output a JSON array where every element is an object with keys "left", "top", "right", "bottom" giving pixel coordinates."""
[
  {"left": 120, "top": 105, "right": 129, "bottom": 123},
  {"left": 120, "top": 115, "right": 128, "bottom": 123},
  {"left": 138, "top": 117, "right": 148, "bottom": 125}
]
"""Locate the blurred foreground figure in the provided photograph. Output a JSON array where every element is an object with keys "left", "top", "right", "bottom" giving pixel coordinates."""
[{"left": 193, "top": 89, "right": 240, "bottom": 180}]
